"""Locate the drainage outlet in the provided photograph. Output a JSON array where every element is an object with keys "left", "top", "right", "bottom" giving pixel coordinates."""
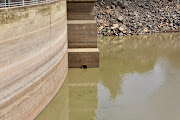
[{"left": 82, "top": 64, "right": 87, "bottom": 69}]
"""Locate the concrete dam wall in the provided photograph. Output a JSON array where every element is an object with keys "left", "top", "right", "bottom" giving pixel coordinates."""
[
  {"left": 0, "top": 0, "right": 99, "bottom": 119},
  {"left": 0, "top": 0, "right": 68, "bottom": 119}
]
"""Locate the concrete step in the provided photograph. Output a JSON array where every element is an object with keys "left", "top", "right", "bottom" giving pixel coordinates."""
[
  {"left": 67, "top": 0, "right": 97, "bottom": 2},
  {"left": 68, "top": 48, "right": 99, "bottom": 68},
  {"left": 67, "top": 0, "right": 96, "bottom": 20},
  {"left": 68, "top": 20, "right": 97, "bottom": 48}
]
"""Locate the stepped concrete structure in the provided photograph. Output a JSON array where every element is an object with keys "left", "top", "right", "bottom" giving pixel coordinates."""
[
  {"left": 67, "top": 0, "right": 99, "bottom": 68},
  {"left": 0, "top": 0, "right": 99, "bottom": 119}
]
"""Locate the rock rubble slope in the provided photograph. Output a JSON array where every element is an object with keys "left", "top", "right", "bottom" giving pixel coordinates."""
[{"left": 95, "top": 0, "right": 180, "bottom": 36}]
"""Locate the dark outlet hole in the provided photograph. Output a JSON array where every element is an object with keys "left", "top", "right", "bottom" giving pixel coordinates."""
[{"left": 82, "top": 64, "right": 87, "bottom": 69}]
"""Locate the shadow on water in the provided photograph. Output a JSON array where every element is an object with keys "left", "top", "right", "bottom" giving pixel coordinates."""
[{"left": 36, "top": 32, "right": 180, "bottom": 120}]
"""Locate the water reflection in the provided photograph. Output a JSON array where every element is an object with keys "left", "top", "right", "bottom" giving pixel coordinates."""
[
  {"left": 68, "top": 69, "right": 99, "bottom": 120},
  {"left": 98, "top": 32, "right": 180, "bottom": 100},
  {"left": 36, "top": 32, "right": 180, "bottom": 120}
]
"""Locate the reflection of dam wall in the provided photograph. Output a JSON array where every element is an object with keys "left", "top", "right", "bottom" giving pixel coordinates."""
[
  {"left": 68, "top": 69, "right": 99, "bottom": 120},
  {"left": 35, "top": 69, "right": 99, "bottom": 120},
  {"left": 0, "top": 0, "right": 68, "bottom": 120}
]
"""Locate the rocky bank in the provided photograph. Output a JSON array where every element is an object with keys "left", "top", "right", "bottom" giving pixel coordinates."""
[{"left": 95, "top": 0, "right": 180, "bottom": 36}]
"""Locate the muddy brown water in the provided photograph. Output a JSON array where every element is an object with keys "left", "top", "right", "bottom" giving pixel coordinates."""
[{"left": 36, "top": 33, "right": 180, "bottom": 120}]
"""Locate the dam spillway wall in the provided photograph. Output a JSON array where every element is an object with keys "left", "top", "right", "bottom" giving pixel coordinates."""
[
  {"left": 0, "top": 0, "right": 68, "bottom": 120},
  {"left": 67, "top": 0, "right": 99, "bottom": 68}
]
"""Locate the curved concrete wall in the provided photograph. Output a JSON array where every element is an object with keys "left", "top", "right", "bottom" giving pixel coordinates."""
[{"left": 0, "top": 0, "right": 67, "bottom": 120}]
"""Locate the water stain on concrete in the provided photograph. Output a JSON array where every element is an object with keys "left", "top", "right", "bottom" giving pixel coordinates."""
[{"left": 0, "top": 12, "right": 29, "bottom": 25}]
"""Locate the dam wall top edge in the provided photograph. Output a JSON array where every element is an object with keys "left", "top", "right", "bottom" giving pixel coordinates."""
[{"left": 0, "top": 0, "right": 62, "bottom": 11}]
